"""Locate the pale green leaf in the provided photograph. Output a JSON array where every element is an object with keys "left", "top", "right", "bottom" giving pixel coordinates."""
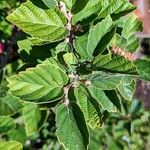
[
  {"left": 56, "top": 102, "right": 89, "bottom": 150},
  {"left": 27, "top": 36, "right": 54, "bottom": 45},
  {"left": 42, "top": 57, "right": 66, "bottom": 71},
  {"left": 111, "top": 34, "right": 127, "bottom": 49},
  {"left": 122, "top": 15, "right": 142, "bottom": 40},
  {"left": 115, "top": 17, "right": 126, "bottom": 28},
  {"left": 17, "top": 39, "right": 33, "bottom": 55},
  {"left": 0, "top": 140, "right": 22, "bottom": 150},
  {"left": 125, "top": 35, "right": 140, "bottom": 53},
  {"left": 63, "top": 53, "right": 78, "bottom": 67},
  {"left": 7, "top": 1, "right": 68, "bottom": 43},
  {"left": 111, "top": 33, "right": 140, "bottom": 53},
  {"left": 121, "top": 15, "right": 142, "bottom": 52},
  {"left": 55, "top": 42, "right": 71, "bottom": 53},
  {"left": 87, "top": 16, "right": 114, "bottom": 58},
  {"left": 0, "top": 94, "right": 22, "bottom": 116},
  {"left": 94, "top": 54, "right": 138, "bottom": 74},
  {"left": 87, "top": 71, "right": 123, "bottom": 90},
  {"left": 74, "top": 84, "right": 102, "bottom": 128},
  {"left": 0, "top": 116, "right": 15, "bottom": 134},
  {"left": 118, "top": 77, "right": 135, "bottom": 101},
  {"left": 7, "top": 59, "right": 69, "bottom": 103},
  {"left": 98, "top": 0, "right": 135, "bottom": 19},
  {"left": 23, "top": 103, "right": 48, "bottom": 136},
  {"left": 89, "top": 87, "right": 117, "bottom": 112}
]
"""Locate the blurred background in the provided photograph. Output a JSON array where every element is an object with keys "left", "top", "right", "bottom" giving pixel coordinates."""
[{"left": 129, "top": 0, "right": 150, "bottom": 109}]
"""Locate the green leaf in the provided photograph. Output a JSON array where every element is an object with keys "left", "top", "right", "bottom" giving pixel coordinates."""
[
  {"left": 74, "top": 34, "right": 92, "bottom": 61},
  {"left": 42, "top": 57, "right": 66, "bottom": 71},
  {"left": 106, "top": 135, "right": 122, "bottom": 150},
  {"left": 98, "top": 0, "right": 135, "bottom": 19},
  {"left": 94, "top": 54, "right": 138, "bottom": 74},
  {"left": 74, "top": 84, "right": 102, "bottom": 128},
  {"left": 122, "top": 15, "right": 142, "bottom": 40},
  {"left": 56, "top": 102, "right": 89, "bottom": 150},
  {"left": 17, "top": 39, "right": 33, "bottom": 55},
  {"left": 71, "top": 0, "right": 89, "bottom": 14},
  {"left": 121, "top": 15, "right": 142, "bottom": 52},
  {"left": 63, "top": 53, "right": 78, "bottom": 69},
  {"left": 23, "top": 103, "right": 48, "bottom": 136},
  {"left": 8, "top": 126, "right": 27, "bottom": 144},
  {"left": 118, "top": 77, "right": 135, "bottom": 101},
  {"left": 87, "top": 16, "right": 115, "bottom": 58},
  {"left": 134, "top": 59, "right": 150, "bottom": 81},
  {"left": 7, "top": 59, "right": 69, "bottom": 103},
  {"left": 125, "top": 35, "right": 140, "bottom": 53},
  {"left": 111, "top": 33, "right": 140, "bottom": 53},
  {"left": 72, "top": 0, "right": 102, "bottom": 25},
  {"left": 42, "top": 0, "right": 56, "bottom": 9},
  {"left": 60, "top": 0, "right": 72, "bottom": 10},
  {"left": 87, "top": 71, "right": 123, "bottom": 90},
  {"left": 7, "top": 1, "right": 68, "bottom": 43},
  {"left": 89, "top": 87, "right": 117, "bottom": 112},
  {"left": 0, "top": 140, "right": 22, "bottom": 150},
  {"left": 0, "top": 116, "right": 15, "bottom": 134},
  {"left": 115, "top": 17, "right": 126, "bottom": 28},
  {"left": 104, "top": 90, "right": 122, "bottom": 112},
  {"left": 111, "top": 34, "right": 127, "bottom": 50},
  {"left": 0, "top": 94, "right": 22, "bottom": 116},
  {"left": 55, "top": 42, "right": 71, "bottom": 54}
]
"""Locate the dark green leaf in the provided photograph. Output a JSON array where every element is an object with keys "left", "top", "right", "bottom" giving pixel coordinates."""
[
  {"left": 56, "top": 102, "right": 89, "bottom": 150},
  {"left": 0, "top": 94, "right": 22, "bottom": 116},
  {"left": 72, "top": 0, "right": 102, "bottom": 25},
  {"left": 23, "top": 103, "right": 48, "bottom": 136},
  {"left": 71, "top": 0, "right": 89, "bottom": 14},
  {"left": 134, "top": 59, "right": 150, "bottom": 81},
  {"left": 89, "top": 87, "right": 117, "bottom": 112},
  {"left": 74, "top": 34, "right": 92, "bottom": 61},
  {"left": 42, "top": 0, "right": 56, "bottom": 9},
  {"left": 118, "top": 77, "right": 135, "bottom": 101},
  {"left": 74, "top": 84, "right": 102, "bottom": 128},
  {"left": 87, "top": 16, "right": 114, "bottom": 58},
  {"left": 0, "top": 116, "right": 15, "bottom": 134},
  {"left": 94, "top": 54, "right": 138, "bottom": 74}
]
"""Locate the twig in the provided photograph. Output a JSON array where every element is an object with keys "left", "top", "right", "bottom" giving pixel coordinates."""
[{"left": 63, "top": 74, "right": 79, "bottom": 106}]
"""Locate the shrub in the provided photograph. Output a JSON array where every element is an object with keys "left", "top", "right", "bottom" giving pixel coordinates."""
[{"left": 0, "top": 0, "right": 150, "bottom": 149}]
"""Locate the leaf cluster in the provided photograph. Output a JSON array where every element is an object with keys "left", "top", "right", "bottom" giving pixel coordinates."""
[{"left": 0, "top": 0, "right": 150, "bottom": 149}]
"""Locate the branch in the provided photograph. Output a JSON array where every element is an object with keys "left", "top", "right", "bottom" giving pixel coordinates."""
[{"left": 0, "top": 26, "right": 20, "bottom": 69}]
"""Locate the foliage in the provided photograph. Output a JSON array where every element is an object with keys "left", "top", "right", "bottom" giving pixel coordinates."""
[{"left": 0, "top": 0, "right": 150, "bottom": 149}]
